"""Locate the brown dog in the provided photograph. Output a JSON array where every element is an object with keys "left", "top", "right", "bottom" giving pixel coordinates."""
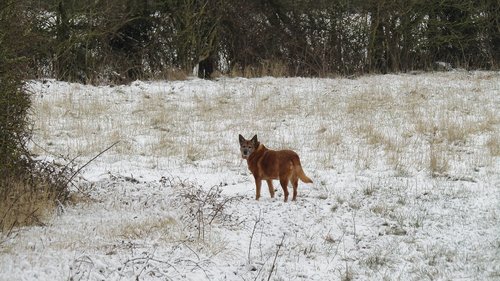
[{"left": 239, "top": 134, "right": 312, "bottom": 202}]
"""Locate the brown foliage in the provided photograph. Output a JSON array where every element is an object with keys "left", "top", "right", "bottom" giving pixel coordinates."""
[{"left": 10, "top": 0, "right": 500, "bottom": 80}]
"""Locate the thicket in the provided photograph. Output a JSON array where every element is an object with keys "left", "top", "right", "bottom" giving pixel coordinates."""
[
  {"left": 15, "top": 0, "right": 500, "bottom": 83},
  {"left": 1, "top": 1, "right": 71, "bottom": 234}
]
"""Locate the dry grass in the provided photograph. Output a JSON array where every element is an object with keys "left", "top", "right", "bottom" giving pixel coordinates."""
[
  {"left": 114, "top": 217, "right": 176, "bottom": 240},
  {"left": 30, "top": 72, "right": 499, "bottom": 181},
  {"left": 0, "top": 176, "right": 58, "bottom": 233},
  {"left": 161, "top": 68, "right": 190, "bottom": 81},
  {"left": 429, "top": 143, "right": 449, "bottom": 177},
  {"left": 346, "top": 88, "right": 394, "bottom": 116},
  {"left": 486, "top": 134, "right": 500, "bottom": 156},
  {"left": 370, "top": 204, "right": 392, "bottom": 216},
  {"left": 340, "top": 74, "right": 499, "bottom": 177},
  {"left": 14, "top": 71, "right": 498, "bottom": 281},
  {"left": 229, "top": 61, "right": 288, "bottom": 78},
  {"left": 362, "top": 247, "right": 392, "bottom": 270}
]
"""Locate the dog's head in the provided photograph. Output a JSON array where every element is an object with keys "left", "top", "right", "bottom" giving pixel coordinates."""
[{"left": 239, "top": 134, "right": 259, "bottom": 159}]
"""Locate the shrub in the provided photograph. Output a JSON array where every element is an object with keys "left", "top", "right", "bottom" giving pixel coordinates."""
[
  {"left": 0, "top": 159, "right": 72, "bottom": 233},
  {"left": 165, "top": 178, "right": 243, "bottom": 241},
  {"left": 0, "top": 1, "right": 71, "bottom": 234}
]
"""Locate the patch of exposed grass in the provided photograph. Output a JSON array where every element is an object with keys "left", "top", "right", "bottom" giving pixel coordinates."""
[
  {"left": 346, "top": 88, "right": 394, "bottom": 116},
  {"left": 362, "top": 184, "right": 376, "bottom": 196},
  {"left": 429, "top": 143, "right": 449, "bottom": 177},
  {"left": 0, "top": 178, "right": 55, "bottom": 233},
  {"left": 0, "top": 160, "right": 72, "bottom": 234},
  {"left": 370, "top": 204, "right": 387, "bottom": 215},
  {"left": 30, "top": 73, "right": 498, "bottom": 189},
  {"left": 115, "top": 216, "right": 176, "bottom": 239},
  {"left": 363, "top": 249, "right": 392, "bottom": 270},
  {"left": 486, "top": 134, "right": 500, "bottom": 156}
]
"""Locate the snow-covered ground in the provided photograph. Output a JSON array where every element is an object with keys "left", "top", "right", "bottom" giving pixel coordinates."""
[{"left": 1, "top": 72, "right": 499, "bottom": 280}]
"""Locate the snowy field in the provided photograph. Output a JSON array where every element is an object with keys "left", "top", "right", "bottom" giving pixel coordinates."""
[{"left": 1, "top": 72, "right": 499, "bottom": 280}]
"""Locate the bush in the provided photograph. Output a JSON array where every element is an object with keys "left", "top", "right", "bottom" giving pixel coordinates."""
[
  {"left": 0, "top": 1, "right": 71, "bottom": 234},
  {"left": 0, "top": 159, "right": 72, "bottom": 233},
  {"left": 163, "top": 178, "right": 243, "bottom": 241}
]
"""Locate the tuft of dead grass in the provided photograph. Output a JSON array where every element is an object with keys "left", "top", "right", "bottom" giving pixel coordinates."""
[
  {"left": 115, "top": 217, "right": 176, "bottom": 240},
  {"left": 0, "top": 159, "right": 73, "bottom": 234},
  {"left": 486, "top": 134, "right": 500, "bottom": 156},
  {"left": 346, "top": 88, "right": 394, "bottom": 116},
  {"left": 0, "top": 178, "right": 55, "bottom": 233},
  {"left": 429, "top": 143, "right": 449, "bottom": 177}
]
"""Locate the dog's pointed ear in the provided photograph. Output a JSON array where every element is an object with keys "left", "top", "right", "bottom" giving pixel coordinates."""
[
  {"left": 239, "top": 134, "right": 245, "bottom": 144},
  {"left": 251, "top": 135, "right": 258, "bottom": 144}
]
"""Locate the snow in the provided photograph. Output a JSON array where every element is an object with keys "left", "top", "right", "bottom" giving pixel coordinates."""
[{"left": 1, "top": 72, "right": 499, "bottom": 280}]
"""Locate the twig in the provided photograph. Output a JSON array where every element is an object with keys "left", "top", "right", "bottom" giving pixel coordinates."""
[
  {"left": 181, "top": 241, "right": 200, "bottom": 261},
  {"left": 328, "top": 230, "right": 345, "bottom": 265},
  {"left": 253, "top": 257, "right": 269, "bottom": 281},
  {"left": 136, "top": 249, "right": 155, "bottom": 280},
  {"left": 267, "top": 233, "right": 286, "bottom": 281},
  {"left": 124, "top": 254, "right": 180, "bottom": 278},
  {"left": 258, "top": 221, "right": 265, "bottom": 260},
  {"left": 175, "top": 258, "right": 211, "bottom": 280},
  {"left": 65, "top": 141, "right": 119, "bottom": 186},
  {"left": 248, "top": 210, "right": 262, "bottom": 263},
  {"left": 27, "top": 138, "right": 86, "bottom": 194},
  {"left": 352, "top": 210, "right": 358, "bottom": 246}
]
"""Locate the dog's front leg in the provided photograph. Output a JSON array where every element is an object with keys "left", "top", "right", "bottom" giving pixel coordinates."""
[
  {"left": 266, "top": 180, "right": 275, "bottom": 198},
  {"left": 254, "top": 177, "right": 262, "bottom": 200}
]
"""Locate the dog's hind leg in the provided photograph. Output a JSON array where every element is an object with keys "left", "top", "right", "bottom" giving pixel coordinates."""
[
  {"left": 279, "top": 178, "right": 289, "bottom": 202},
  {"left": 291, "top": 175, "right": 299, "bottom": 201},
  {"left": 266, "top": 180, "right": 275, "bottom": 198}
]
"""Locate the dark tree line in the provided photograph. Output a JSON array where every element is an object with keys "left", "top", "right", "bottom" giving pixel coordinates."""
[{"left": 8, "top": 0, "right": 500, "bottom": 83}]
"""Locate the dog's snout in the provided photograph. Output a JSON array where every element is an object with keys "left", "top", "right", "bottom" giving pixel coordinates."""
[{"left": 241, "top": 148, "right": 251, "bottom": 159}]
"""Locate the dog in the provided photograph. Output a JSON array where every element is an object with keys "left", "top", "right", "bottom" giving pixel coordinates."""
[{"left": 239, "top": 134, "right": 312, "bottom": 202}]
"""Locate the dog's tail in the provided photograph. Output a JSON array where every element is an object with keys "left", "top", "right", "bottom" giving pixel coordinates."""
[{"left": 293, "top": 158, "right": 313, "bottom": 183}]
